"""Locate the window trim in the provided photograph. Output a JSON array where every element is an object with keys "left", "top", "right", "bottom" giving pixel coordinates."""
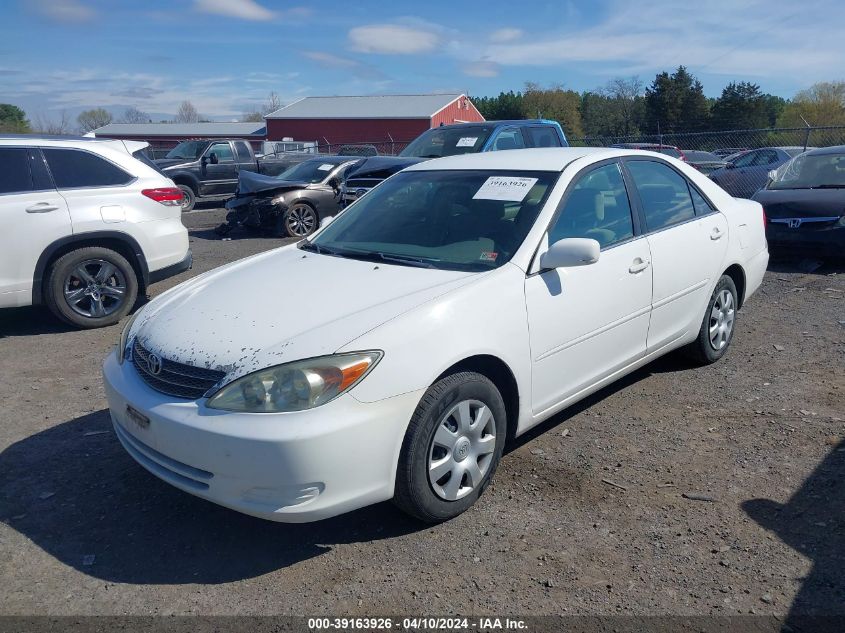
[
  {"left": 205, "top": 141, "right": 235, "bottom": 163},
  {"left": 620, "top": 156, "right": 720, "bottom": 234},
  {"left": 527, "top": 158, "right": 642, "bottom": 275},
  {"left": 40, "top": 146, "right": 136, "bottom": 191}
]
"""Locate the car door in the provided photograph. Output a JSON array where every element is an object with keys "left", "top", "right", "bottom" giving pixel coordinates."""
[
  {"left": 714, "top": 150, "right": 758, "bottom": 197},
  {"left": 524, "top": 160, "right": 652, "bottom": 415},
  {"left": 623, "top": 158, "right": 729, "bottom": 352},
  {"left": 0, "top": 147, "right": 70, "bottom": 307},
  {"left": 201, "top": 141, "right": 238, "bottom": 195}
]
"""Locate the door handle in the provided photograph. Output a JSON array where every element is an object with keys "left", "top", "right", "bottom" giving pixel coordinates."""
[
  {"left": 629, "top": 259, "right": 650, "bottom": 274},
  {"left": 710, "top": 227, "right": 724, "bottom": 240},
  {"left": 26, "top": 202, "right": 59, "bottom": 213}
]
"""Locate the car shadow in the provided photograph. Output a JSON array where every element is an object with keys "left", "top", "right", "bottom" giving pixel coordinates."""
[
  {"left": 0, "top": 409, "right": 421, "bottom": 585},
  {"left": 0, "top": 298, "right": 151, "bottom": 339},
  {"left": 743, "top": 440, "right": 845, "bottom": 627}
]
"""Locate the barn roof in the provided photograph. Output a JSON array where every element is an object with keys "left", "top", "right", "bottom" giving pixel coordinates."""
[
  {"left": 265, "top": 94, "right": 466, "bottom": 120},
  {"left": 91, "top": 122, "right": 267, "bottom": 137}
]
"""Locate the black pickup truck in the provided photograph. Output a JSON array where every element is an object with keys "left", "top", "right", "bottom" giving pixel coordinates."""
[{"left": 154, "top": 139, "right": 311, "bottom": 211}]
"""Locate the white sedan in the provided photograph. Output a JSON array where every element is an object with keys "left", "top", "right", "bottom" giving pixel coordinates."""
[{"left": 102, "top": 148, "right": 769, "bottom": 523}]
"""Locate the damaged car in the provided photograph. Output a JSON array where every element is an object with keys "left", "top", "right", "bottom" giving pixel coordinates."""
[{"left": 219, "top": 156, "right": 363, "bottom": 238}]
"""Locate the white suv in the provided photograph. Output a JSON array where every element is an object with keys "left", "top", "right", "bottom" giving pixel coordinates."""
[{"left": 0, "top": 135, "right": 191, "bottom": 328}]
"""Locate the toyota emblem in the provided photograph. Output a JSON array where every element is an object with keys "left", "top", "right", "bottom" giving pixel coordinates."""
[{"left": 147, "top": 353, "right": 163, "bottom": 375}]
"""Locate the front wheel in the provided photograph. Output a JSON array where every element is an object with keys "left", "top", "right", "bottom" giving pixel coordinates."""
[
  {"left": 684, "top": 274, "right": 738, "bottom": 364},
  {"left": 394, "top": 372, "right": 507, "bottom": 523},
  {"left": 283, "top": 202, "right": 318, "bottom": 238},
  {"left": 44, "top": 247, "right": 138, "bottom": 328}
]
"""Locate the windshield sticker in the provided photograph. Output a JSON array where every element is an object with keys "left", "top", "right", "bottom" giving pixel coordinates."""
[
  {"left": 473, "top": 176, "right": 538, "bottom": 202},
  {"left": 456, "top": 137, "right": 478, "bottom": 148},
  {"left": 317, "top": 164, "right": 335, "bottom": 171},
  {"left": 479, "top": 251, "right": 498, "bottom": 262}
]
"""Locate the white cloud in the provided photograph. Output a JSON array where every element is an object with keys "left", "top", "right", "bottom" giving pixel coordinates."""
[
  {"left": 462, "top": 61, "right": 501, "bottom": 78},
  {"left": 490, "top": 28, "right": 523, "bottom": 43},
  {"left": 32, "top": 0, "right": 95, "bottom": 23},
  {"left": 194, "top": 0, "right": 274, "bottom": 21},
  {"left": 482, "top": 0, "right": 845, "bottom": 82},
  {"left": 349, "top": 24, "right": 441, "bottom": 54}
]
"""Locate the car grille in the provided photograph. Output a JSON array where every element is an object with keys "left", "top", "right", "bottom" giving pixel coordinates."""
[{"left": 132, "top": 339, "right": 226, "bottom": 400}]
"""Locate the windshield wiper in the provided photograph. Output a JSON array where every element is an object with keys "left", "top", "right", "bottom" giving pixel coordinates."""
[{"left": 374, "top": 252, "right": 438, "bottom": 268}]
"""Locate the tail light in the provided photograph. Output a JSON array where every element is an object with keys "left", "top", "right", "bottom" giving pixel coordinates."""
[
  {"left": 762, "top": 208, "right": 768, "bottom": 227},
  {"left": 142, "top": 187, "right": 183, "bottom": 206}
]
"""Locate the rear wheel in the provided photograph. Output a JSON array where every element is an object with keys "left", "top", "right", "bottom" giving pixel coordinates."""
[
  {"left": 177, "top": 184, "right": 196, "bottom": 212},
  {"left": 684, "top": 274, "right": 738, "bottom": 364},
  {"left": 45, "top": 247, "right": 138, "bottom": 328},
  {"left": 394, "top": 372, "right": 506, "bottom": 523}
]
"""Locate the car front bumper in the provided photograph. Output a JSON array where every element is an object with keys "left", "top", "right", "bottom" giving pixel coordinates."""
[
  {"left": 102, "top": 350, "right": 423, "bottom": 522},
  {"left": 766, "top": 224, "right": 845, "bottom": 257}
]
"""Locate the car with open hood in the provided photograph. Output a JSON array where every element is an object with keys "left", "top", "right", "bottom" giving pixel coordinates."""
[
  {"left": 103, "top": 147, "right": 768, "bottom": 523},
  {"left": 220, "top": 156, "right": 363, "bottom": 238}
]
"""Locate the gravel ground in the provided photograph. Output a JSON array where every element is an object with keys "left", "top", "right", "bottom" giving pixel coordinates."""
[{"left": 0, "top": 208, "right": 843, "bottom": 619}]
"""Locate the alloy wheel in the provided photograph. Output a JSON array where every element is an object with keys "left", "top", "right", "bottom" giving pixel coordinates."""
[
  {"left": 63, "top": 259, "right": 127, "bottom": 318},
  {"left": 286, "top": 204, "right": 317, "bottom": 237},
  {"left": 428, "top": 399, "right": 497, "bottom": 501},
  {"left": 709, "top": 289, "right": 735, "bottom": 351}
]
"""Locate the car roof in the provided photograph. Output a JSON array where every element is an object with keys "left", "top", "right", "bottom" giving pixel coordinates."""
[
  {"left": 801, "top": 145, "right": 845, "bottom": 156},
  {"left": 432, "top": 119, "right": 558, "bottom": 130},
  {"left": 403, "top": 147, "right": 630, "bottom": 172},
  {"left": 0, "top": 134, "right": 149, "bottom": 154}
]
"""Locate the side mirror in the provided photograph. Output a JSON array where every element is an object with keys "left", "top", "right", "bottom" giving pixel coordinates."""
[
  {"left": 539, "top": 238, "right": 600, "bottom": 269},
  {"left": 320, "top": 216, "right": 335, "bottom": 228},
  {"left": 208, "top": 152, "right": 219, "bottom": 165},
  {"left": 725, "top": 162, "right": 736, "bottom": 170}
]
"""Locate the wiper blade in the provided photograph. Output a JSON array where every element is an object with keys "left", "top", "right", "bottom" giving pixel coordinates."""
[{"left": 375, "top": 252, "right": 438, "bottom": 268}]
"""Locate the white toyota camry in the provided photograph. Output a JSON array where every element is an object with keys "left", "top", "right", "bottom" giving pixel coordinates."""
[{"left": 103, "top": 148, "right": 769, "bottom": 523}]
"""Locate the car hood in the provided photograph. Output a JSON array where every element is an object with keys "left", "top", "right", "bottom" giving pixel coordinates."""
[
  {"left": 234, "top": 170, "right": 310, "bottom": 197},
  {"left": 154, "top": 158, "right": 196, "bottom": 170},
  {"left": 345, "top": 156, "right": 427, "bottom": 180},
  {"left": 131, "top": 245, "right": 477, "bottom": 383}
]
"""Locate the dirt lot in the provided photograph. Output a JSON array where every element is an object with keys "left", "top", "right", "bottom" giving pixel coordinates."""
[{"left": 0, "top": 208, "right": 843, "bottom": 620}]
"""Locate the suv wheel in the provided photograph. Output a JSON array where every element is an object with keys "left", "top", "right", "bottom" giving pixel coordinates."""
[
  {"left": 45, "top": 247, "right": 138, "bottom": 328},
  {"left": 177, "top": 184, "right": 196, "bottom": 212},
  {"left": 394, "top": 371, "right": 507, "bottom": 523}
]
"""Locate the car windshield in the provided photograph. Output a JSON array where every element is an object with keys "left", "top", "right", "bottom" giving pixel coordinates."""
[
  {"left": 165, "top": 141, "right": 209, "bottom": 160},
  {"left": 685, "top": 151, "right": 719, "bottom": 161},
  {"left": 769, "top": 152, "right": 845, "bottom": 189},
  {"left": 276, "top": 159, "right": 343, "bottom": 183},
  {"left": 399, "top": 126, "right": 495, "bottom": 158},
  {"left": 306, "top": 169, "right": 558, "bottom": 272}
]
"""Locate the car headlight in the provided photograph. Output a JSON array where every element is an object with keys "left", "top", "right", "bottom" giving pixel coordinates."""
[
  {"left": 206, "top": 351, "right": 382, "bottom": 413},
  {"left": 117, "top": 310, "right": 142, "bottom": 365}
]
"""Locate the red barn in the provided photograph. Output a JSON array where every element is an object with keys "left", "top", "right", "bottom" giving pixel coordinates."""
[{"left": 265, "top": 94, "right": 484, "bottom": 153}]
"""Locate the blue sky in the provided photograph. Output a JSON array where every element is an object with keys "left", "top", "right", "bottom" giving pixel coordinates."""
[{"left": 2, "top": 0, "right": 844, "bottom": 122}]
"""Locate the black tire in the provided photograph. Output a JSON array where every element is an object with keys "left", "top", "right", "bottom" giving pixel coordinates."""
[
  {"left": 394, "top": 371, "right": 507, "bottom": 523},
  {"left": 44, "top": 247, "right": 138, "bottom": 329},
  {"left": 282, "top": 202, "right": 318, "bottom": 238},
  {"left": 177, "top": 184, "right": 196, "bottom": 212},
  {"left": 683, "top": 274, "right": 738, "bottom": 365}
]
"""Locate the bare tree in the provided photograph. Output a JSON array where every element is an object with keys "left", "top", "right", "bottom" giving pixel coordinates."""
[
  {"left": 175, "top": 100, "right": 199, "bottom": 123},
  {"left": 241, "top": 92, "right": 283, "bottom": 122},
  {"left": 600, "top": 76, "right": 645, "bottom": 135},
  {"left": 33, "top": 111, "right": 72, "bottom": 135},
  {"left": 77, "top": 108, "right": 113, "bottom": 133},
  {"left": 120, "top": 106, "right": 151, "bottom": 124}
]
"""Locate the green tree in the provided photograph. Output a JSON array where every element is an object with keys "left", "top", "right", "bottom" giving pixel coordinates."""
[
  {"left": 77, "top": 107, "right": 112, "bottom": 133},
  {"left": 644, "top": 66, "right": 710, "bottom": 132},
  {"left": 522, "top": 82, "right": 583, "bottom": 137},
  {"left": 470, "top": 91, "right": 525, "bottom": 120},
  {"left": 763, "top": 95, "right": 786, "bottom": 127},
  {"left": 0, "top": 103, "right": 31, "bottom": 133},
  {"left": 710, "top": 82, "right": 768, "bottom": 130},
  {"left": 776, "top": 81, "right": 845, "bottom": 127}
]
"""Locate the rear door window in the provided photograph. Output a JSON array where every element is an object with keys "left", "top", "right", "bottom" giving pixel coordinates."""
[
  {"left": 42, "top": 148, "right": 132, "bottom": 189},
  {"left": 626, "top": 160, "right": 696, "bottom": 232},
  {"left": 234, "top": 141, "right": 252, "bottom": 162},
  {"left": 0, "top": 148, "right": 34, "bottom": 194}
]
